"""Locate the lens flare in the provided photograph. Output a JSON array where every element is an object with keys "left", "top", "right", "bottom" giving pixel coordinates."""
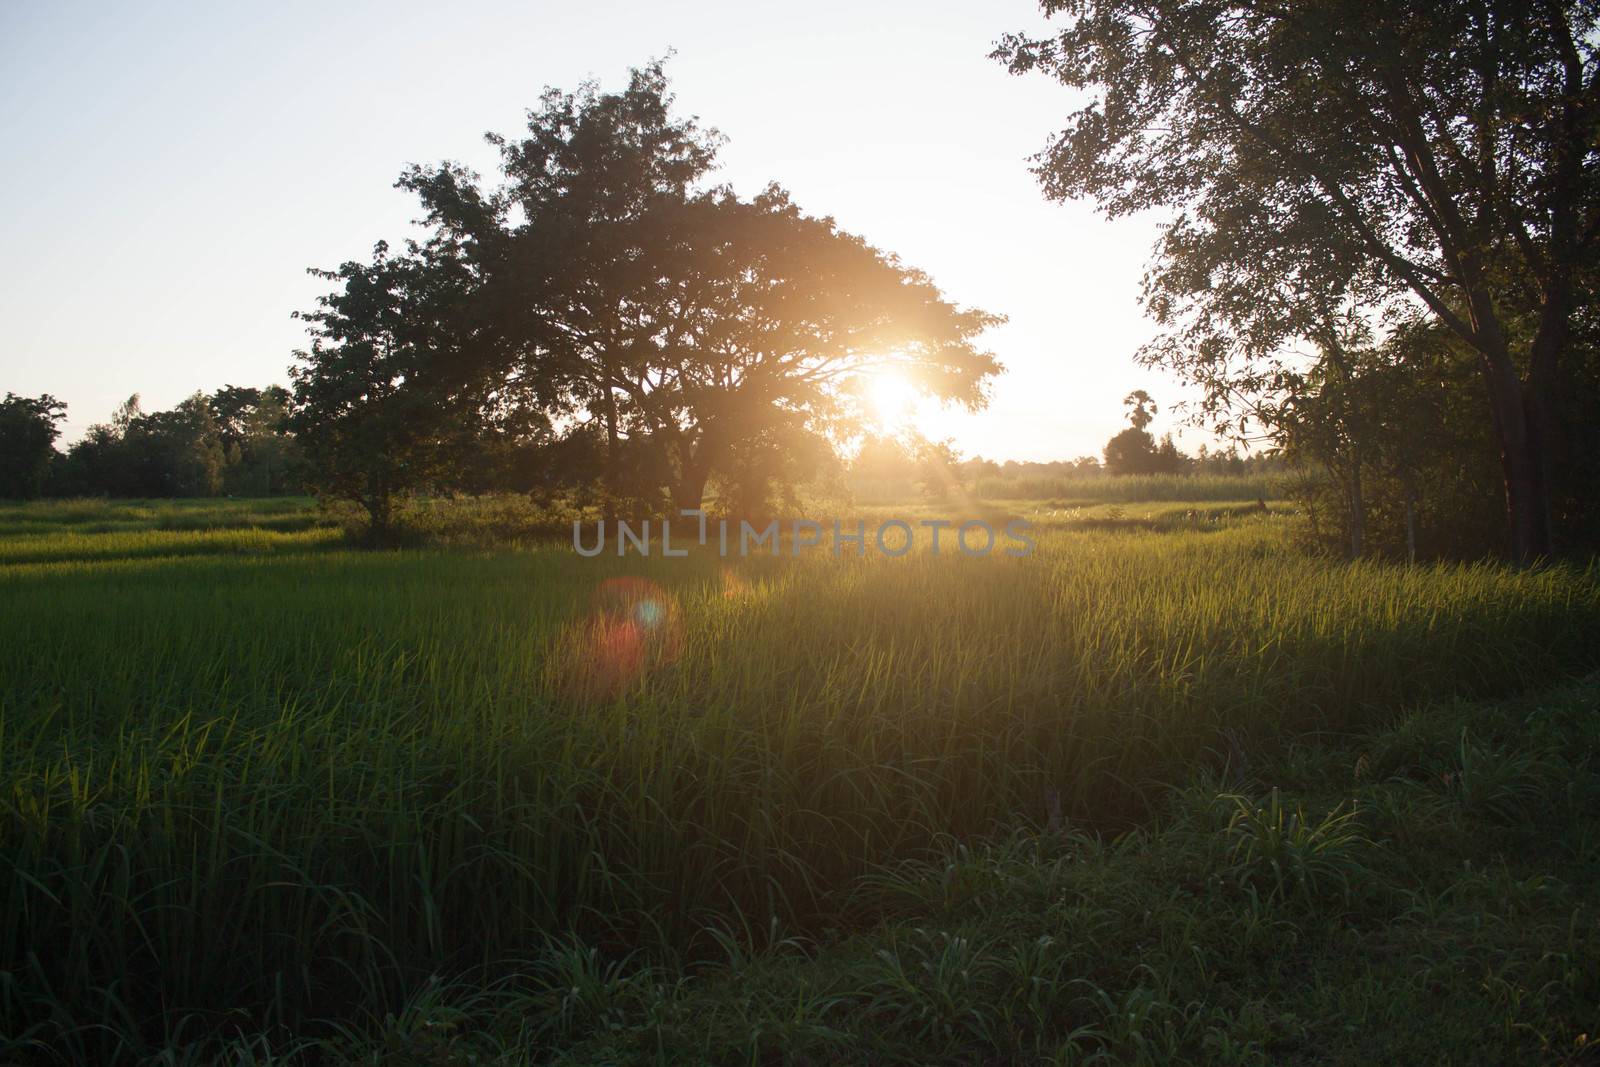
[{"left": 554, "top": 577, "right": 682, "bottom": 702}]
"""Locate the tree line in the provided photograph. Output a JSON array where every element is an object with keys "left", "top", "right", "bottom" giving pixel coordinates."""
[
  {"left": 12, "top": 0, "right": 1600, "bottom": 564},
  {"left": 0, "top": 387, "right": 301, "bottom": 499},
  {"left": 0, "top": 380, "right": 1262, "bottom": 506}
]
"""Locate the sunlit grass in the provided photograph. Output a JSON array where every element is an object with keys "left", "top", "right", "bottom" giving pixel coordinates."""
[
  {"left": 1, "top": 496, "right": 1596, "bottom": 1060},
  {"left": 969, "top": 471, "right": 1293, "bottom": 503}
]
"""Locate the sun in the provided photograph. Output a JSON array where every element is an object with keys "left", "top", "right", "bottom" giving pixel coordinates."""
[{"left": 862, "top": 370, "right": 920, "bottom": 432}]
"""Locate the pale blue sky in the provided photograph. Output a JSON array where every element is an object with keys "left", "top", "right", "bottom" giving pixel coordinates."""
[{"left": 0, "top": 0, "right": 1180, "bottom": 461}]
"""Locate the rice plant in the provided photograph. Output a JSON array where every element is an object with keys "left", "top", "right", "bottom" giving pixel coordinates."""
[{"left": 1, "top": 497, "right": 1596, "bottom": 1059}]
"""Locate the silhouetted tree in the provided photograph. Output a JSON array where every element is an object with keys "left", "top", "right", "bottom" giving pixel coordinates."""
[
  {"left": 57, "top": 396, "right": 139, "bottom": 496},
  {"left": 853, "top": 435, "right": 915, "bottom": 479},
  {"left": 1000, "top": 0, "right": 1600, "bottom": 561},
  {"left": 208, "top": 386, "right": 264, "bottom": 452},
  {"left": 0, "top": 393, "right": 66, "bottom": 499},
  {"left": 1267, "top": 317, "right": 1503, "bottom": 559},
  {"left": 1102, "top": 427, "right": 1157, "bottom": 475},
  {"left": 1104, "top": 391, "right": 1187, "bottom": 474},
  {"left": 1123, "top": 390, "right": 1156, "bottom": 431},
  {"left": 713, "top": 415, "right": 839, "bottom": 517},
  {"left": 400, "top": 61, "right": 719, "bottom": 512},
  {"left": 291, "top": 241, "right": 505, "bottom": 534},
  {"left": 402, "top": 63, "right": 1002, "bottom": 511},
  {"left": 913, "top": 438, "right": 968, "bottom": 501},
  {"left": 216, "top": 385, "right": 301, "bottom": 495},
  {"left": 51, "top": 390, "right": 300, "bottom": 498},
  {"left": 121, "top": 393, "right": 226, "bottom": 496}
]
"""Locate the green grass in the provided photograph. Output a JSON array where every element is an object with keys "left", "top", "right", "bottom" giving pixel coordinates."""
[
  {"left": 847, "top": 471, "right": 1289, "bottom": 505},
  {"left": 513, "top": 679, "right": 1600, "bottom": 1066},
  {"left": 0, "top": 497, "right": 327, "bottom": 536},
  {"left": 1, "top": 496, "right": 1596, "bottom": 1063},
  {"left": 968, "top": 472, "right": 1294, "bottom": 503}
]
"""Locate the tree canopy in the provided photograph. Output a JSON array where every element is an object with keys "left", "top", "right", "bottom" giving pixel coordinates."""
[
  {"left": 998, "top": 0, "right": 1600, "bottom": 560},
  {"left": 302, "top": 62, "right": 1003, "bottom": 517}
]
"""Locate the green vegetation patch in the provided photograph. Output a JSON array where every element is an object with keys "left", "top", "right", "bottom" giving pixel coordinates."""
[{"left": 1, "top": 500, "right": 1596, "bottom": 1062}]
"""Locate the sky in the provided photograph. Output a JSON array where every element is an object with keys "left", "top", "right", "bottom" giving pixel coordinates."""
[{"left": 0, "top": 0, "right": 1187, "bottom": 462}]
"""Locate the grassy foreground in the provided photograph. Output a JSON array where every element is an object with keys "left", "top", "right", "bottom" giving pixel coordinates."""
[
  {"left": 506, "top": 678, "right": 1600, "bottom": 1065},
  {"left": 1, "top": 497, "right": 1597, "bottom": 1063}
]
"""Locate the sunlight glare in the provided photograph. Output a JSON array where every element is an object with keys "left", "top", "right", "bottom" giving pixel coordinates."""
[{"left": 864, "top": 370, "right": 920, "bottom": 432}]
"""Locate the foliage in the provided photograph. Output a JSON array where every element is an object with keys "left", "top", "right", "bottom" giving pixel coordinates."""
[
  {"left": 55, "top": 393, "right": 228, "bottom": 497},
  {"left": 289, "top": 240, "right": 547, "bottom": 534},
  {"left": 998, "top": 0, "right": 1600, "bottom": 560},
  {"left": 1, "top": 497, "right": 1597, "bottom": 1060},
  {"left": 0, "top": 393, "right": 66, "bottom": 499},
  {"left": 1103, "top": 390, "right": 1188, "bottom": 475},
  {"left": 1266, "top": 318, "right": 1506, "bottom": 558},
  {"left": 520, "top": 681, "right": 1600, "bottom": 1067},
  {"left": 213, "top": 385, "right": 301, "bottom": 495},
  {"left": 50, "top": 389, "right": 302, "bottom": 499},
  {"left": 364, "top": 62, "right": 1003, "bottom": 513},
  {"left": 1221, "top": 788, "right": 1369, "bottom": 904},
  {"left": 911, "top": 437, "right": 968, "bottom": 501}
]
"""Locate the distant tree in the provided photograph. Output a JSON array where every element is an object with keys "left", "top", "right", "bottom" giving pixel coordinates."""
[
  {"left": 1123, "top": 390, "right": 1156, "bottom": 431},
  {"left": 54, "top": 390, "right": 298, "bottom": 499},
  {"left": 214, "top": 385, "right": 301, "bottom": 495},
  {"left": 121, "top": 393, "right": 226, "bottom": 496},
  {"left": 58, "top": 398, "right": 135, "bottom": 496},
  {"left": 1193, "top": 443, "right": 1248, "bottom": 476},
  {"left": 999, "top": 0, "right": 1600, "bottom": 561},
  {"left": 209, "top": 386, "right": 263, "bottom": 452},
  {"left": 1104, "top": 390, "right": 1187, "bottom": 474},
  {"left": 965, "top": 456, "right": 1003, "bottom": 483},
  {"left": 852, "top": 434, "right": 916, "bottom": 483},
  {"left": 1154, "top": 433, "right": 1188, "bottom": 474},
  {"left": 913, "top": 438, "right": 967, "bottom": 501},
  {"left": 0, "top": 393, "right": 66, "bottom": 498},
  {"left": 110, "top": 394, "right": 142, "bottom": 435},
  {"left": 1102, "top": 426, "right": 1158, "bottom": 475}
]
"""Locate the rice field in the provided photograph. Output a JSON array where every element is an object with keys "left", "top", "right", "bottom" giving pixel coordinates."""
[
  {"left": 966, "top": 471, "right": 1295, "bottom": 503},
  {"left": 1, "top": 495, "right": 1597, "bottom": 1062}
]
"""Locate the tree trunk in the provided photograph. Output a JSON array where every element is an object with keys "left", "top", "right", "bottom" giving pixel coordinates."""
[
  {"left": 363, "top": 488, "right": 392, "bottom": 540},
  {"left": 1526, "top": 294, "right": 1567, "bottom": 558},
  {"left": 1403, "top": 474, "right": 1417, "bottom": 564},
  {"left": 674, "top": 459, "right": 710, "bottom": 511},
  {"left": 602, "top": 388, "right": 621, "bottom": 517},
  {"left": 671, "top": 426, "right": 719, "bottom": 512},
  {"left": 1347, "top": 455, "right": 1365, "bottom": 559},
  {"left": 1479, "top": 351, "right": 1552, "bottom": 565}
]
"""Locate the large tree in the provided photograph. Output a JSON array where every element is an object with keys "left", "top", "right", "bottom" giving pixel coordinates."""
[
  {"left": 998, "top": 0, "right": 1600, "bottom": 561},
  {"left": 400, "top": 62, "right": 721, "bottom": 509},
  {"left": 403, "top": 63, "right": 1002, "bottom": 511},
  {"left": 579, "top": 184, "right": 1002, "bottom": 509}
]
